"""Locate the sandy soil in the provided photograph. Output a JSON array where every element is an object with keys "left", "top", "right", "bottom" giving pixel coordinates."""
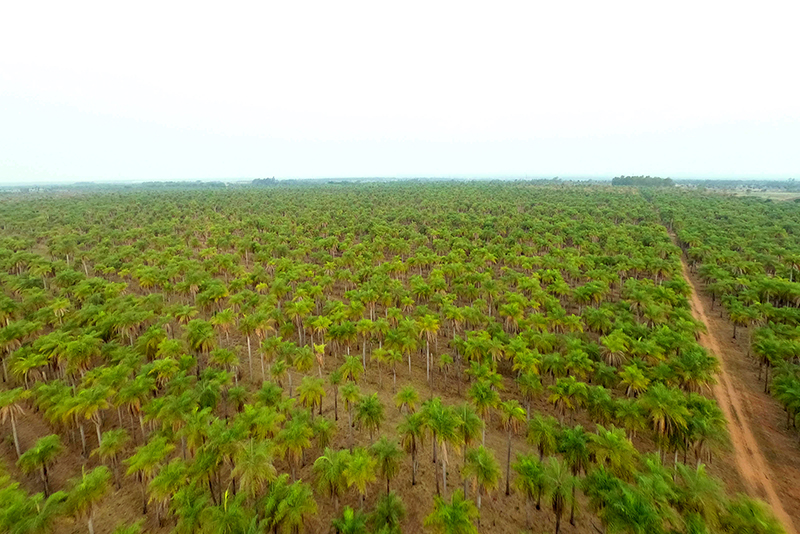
[{"left": 679, "top": 257, "right": 799, "bottom": 534}]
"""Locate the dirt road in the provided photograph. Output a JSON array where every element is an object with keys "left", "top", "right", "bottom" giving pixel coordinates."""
[{"left": 679, "top": 259, "right": 797, "bottom": 534}]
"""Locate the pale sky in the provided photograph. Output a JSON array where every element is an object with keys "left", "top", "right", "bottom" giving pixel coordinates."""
[{"left": 1, "top": 1, "right": 798, "bottom": 184}]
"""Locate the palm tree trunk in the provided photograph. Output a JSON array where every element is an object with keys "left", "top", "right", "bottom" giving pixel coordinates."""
[
  {"left": 11, "top": 416, "right": 21, "bottom": 458},
  {"left": 88, "top": 511, "right": 95, "bottom": 534},
  {"left": 506, "top": 431, "right": 512, "bottom": 495},
  {"left": 247, "top": 336, "right": 253, "bottom": 378}
]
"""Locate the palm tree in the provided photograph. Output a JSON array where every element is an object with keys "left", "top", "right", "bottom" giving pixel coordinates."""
[
  {"left": 0, "top": 387, "right": 29, "bottom": 457},
  {"left": 344, "top": 446, "right": 377, "bottom": 508},
  {"left": 66, "top": 465, "right": 111, "bottom": 534},
  {"left": 513, "top": 453, "right": 547, "bottom": 529},
  {"left": 371, "top": 436, "right": 403, "bottom": 494},
  {"left": 544, "top": 457, "right": 575, "bottom": 534},
  {"left": 527, "top": 413, "right": 560, "bottom": 461},
  {"left": 424, "top": 398, "right": 460, "bottom": 497},
  {"left": 340, "top": 355, "right": 364, "bottom": 384},
  {"left": 559, "top": 425, "right": 591, "bottom": 525},
  {"left": 461, "top": 445, "right": 500, "bottom": 518},
  {"left": 499, "top": 399, "right": 526, "bottom": 495},
  {"left": 125, "top": 436, "right": 174, "bottom": 514},
  {"left": 453, "top": 403, "right": 483, "bottom": 494},
  {"left": 232, "top": 438, "right": 276, "bottom": 500},
  {"left": 398, "top": 411, "right": 425, "bottom": 486},
  {"left": 329, "top": 369, "right": 343, "bottom": 421},
  {"left": 92, "top": 428, "right": 130, "bottom": 489},
  {"left": 341, "top": 383, "right": 361, "bottom": 450},
  {"left": 394, "top": 385, "right": 419, "bottom": 414},
  {"left": 423, "top": 489, "right": 478, "bottom": 534},
  {"left": 149, "top": 459, "right": 187, "bottom": 526},
  {"left": 355, "top": 393, "right": 385, "bottom": 444},
  {"left": 418, "top": 314, "right": 440, "bottom": 384},
  {"left": 370, "top": 491, "right": 406, "bottom": 534},
  {"left": 201, "top": 491, "right": 250, "bottom": 534},
  {"left": 18, "top": 434, "right": 63, "bottom": 496},
  {"left": 276, "top": 480, "right": 317, "bottom": 534},
  {"left": 297, "top": 376, "right": 326, "bottom": 417},
  {"left": 70, "top": 385, "right": 113, "bottom": 449},
  {"left": 467, "top": 380, "right": 498, "bottom": 444},
  {"left": 332, "top": 506, "right": 368, "bottom": 534},
  {"left": 278, "top": 417, "right": 313, "bottom": 480},
  {"left": 313, "top": 447, "right": 350, "bottom": 512}
]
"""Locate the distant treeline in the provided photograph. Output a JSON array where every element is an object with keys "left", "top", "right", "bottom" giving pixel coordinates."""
[
  {"left": 252, "top": 178, "right": 278, "bottom": 186},
  {"left": 676, "top": 178, "right": 799, "bottom": 191},
  {"left": 611, "top": 175, "right": 674, "bottom": 187}
]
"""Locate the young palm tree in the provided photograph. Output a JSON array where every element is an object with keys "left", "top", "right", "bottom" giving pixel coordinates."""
[
  {"left": 0, "top": 387, "right": 29, "bottom": 458},
  {"left": 370, "top": 491, "right": 406, "bottom": 534},
  {"left": 18, "top": 434, "right": 63, "bottom": 496},
  {"left": 461, "top": 445, "right": 501, "bottom": 516},
  {"left": 371, "top": 436, "right": 403, "bottom": 494},
  {"left": 201, "top": 490, "right": 250, "bottom": 534},
  {"left": 356, "top": 393, "right": 385, "bottom": 443},
  {"left": 423, "top": 489, "right": 478, "bottom": 534},
  {"left": 332, "top": 506, "right": 368, "bottom": 534},
  {"left": 499, "top": 399, "right": 526, "bottom": 495},
  {"left": 65, "top": 466, "right": 111, "bottom": 534},
  {"left": 513, "top": 453, "right": 547, "bottom": 529},
  {"left": 344, "top": 446, "right": 377, "bottom": 509}
]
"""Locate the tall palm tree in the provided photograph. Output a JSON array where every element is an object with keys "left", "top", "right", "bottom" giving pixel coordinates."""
[
  {"left": 423, "top": 489, "right": 478, "bottom": 534},
  {"left": 297, "top": 376, "right": 326, "bottom": 417},
  {"left": 92, "top": 428, "right": 130, "bottom": 489},
  {"left": 232, "top": 438, "right": 276, "bottom": 500},
  {"left": 394, "top": 385, "right": 419, "bottom": 414},
  {"left": 467, "top": 380, "right": 498, "bottom": 444},
  {"left": 461, "top": 445, "right": 500, "bottom": 516},
  {"left": 278, "top": 417, "right": 313, "bottom": 480},
  {"left": 499, "top": 399, "right": 526, "bottom": 495},
  {"left": 527, "top": 413, "right": 561, "bottom": 461},
  {"left": 125, "top": 436, "right": 174, "bottom": 514},
  {"left": 356, "top": 393, "right": 385, "bottom": 443},
  {"left": 344, "top": 447, "right": 377, "bottom": 509},
  {"left": 371, "top": 436, "right": 403, "bottom": 494},
  {"left": 559, "top": 425, "right": 591, "bottom": 525},
  {"left": 65, "top": 466, "right": 111, "bottom": 534},
  {"left": 0, "top": 387, "right": 29, "bottom": 457},
  {"left": 398, "top": 411, "right": 425, "bottom": 486},
  {"left": 453, "top": 403, "right": 483, "bottom": 494},
  {"left": 513, "top": 453, "right": 547, "bottom": 529},
  {"left": 341, "top": 383, "right": 361, "bottom": 450},
  {"left": 313, "top": 447, "right": 350, "bottom": 512},
  {"left": 18, "top": 434, "right": 63, "bottom": 496},
  {"left": 276, "top": 480, "right": 317, "bottom": 534},
  {"left": 423, "top": 398, "right": 460, "bottom": 497},
  {"left": 544, "top": 457, "right": 574, "bottom": 534}
]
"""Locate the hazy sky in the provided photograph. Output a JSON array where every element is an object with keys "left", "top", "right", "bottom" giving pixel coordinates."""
[{"left": 2, "top": 1, "right": 798, "bottom": 184}]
